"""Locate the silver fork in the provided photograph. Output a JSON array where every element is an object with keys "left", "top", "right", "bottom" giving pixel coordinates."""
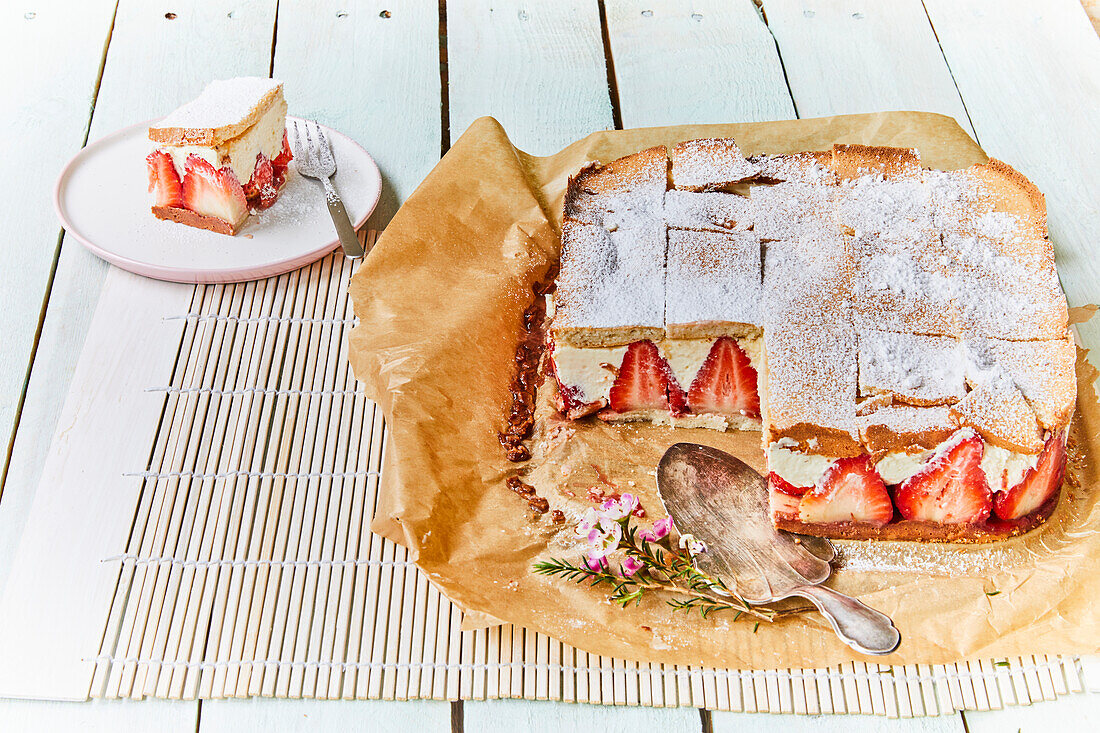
[{"left": 291, "top": 118, "right": 364, "bottom": 259}]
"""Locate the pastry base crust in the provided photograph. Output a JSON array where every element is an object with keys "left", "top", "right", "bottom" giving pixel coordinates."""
[
  {"left": 152, "top": 205, "right": 243, "bottom": 236},
  {"left": 773, "top": 491, "right": 1060, "bottom": 543}
]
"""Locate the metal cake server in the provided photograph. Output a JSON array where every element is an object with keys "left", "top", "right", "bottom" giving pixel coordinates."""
[{"left": 656, "top": 443, "right": 901, "bottom": 656}]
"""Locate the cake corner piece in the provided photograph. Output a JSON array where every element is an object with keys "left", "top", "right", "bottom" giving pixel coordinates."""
[{"left": 146, "top": 77, "right": 292, "bottom": 236}]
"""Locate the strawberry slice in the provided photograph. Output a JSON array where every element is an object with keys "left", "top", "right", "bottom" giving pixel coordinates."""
[
  {"left": 992, "top": 432, "right": 1066, "bottom": 520},
  {"left": 798, "top": 456, "right": 894, "bottom": 526},
  {"left": 182, "top": 154, "right": 249, "bottom": 226},
  {"left": 245, "top": 155, "right": 279, "bottom": 210},
  {"left": 769, "top": 473, "right": 810, "bottom": 497},
  {"left": 607, "top": 340, "right": 687, "bottom": 415},
  {"left": 146, "top": 151, "right": 183, "bottom": 208},
  {"left": 769, "top": 473, "right": 808, "bottom": 519},
  {"left": 686, "top": 337, "right": 760, "bottom": 417},
  {"left": 895, "top": 430, "right": 992, "bottom": 524},
  {"left": 272, "top": 130, "right": 293, "bottom": 168}
]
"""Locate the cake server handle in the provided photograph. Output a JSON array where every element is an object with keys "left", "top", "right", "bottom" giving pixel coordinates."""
[
  {"left": 322, "top": 176, "right": 365, "bottom": 259},
  {"left": 787, "top": 584, "right": 901, "bottom": 656}
]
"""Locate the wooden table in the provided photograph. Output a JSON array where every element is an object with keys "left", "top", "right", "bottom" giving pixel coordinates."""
[{"left": 2, "top": 0, "right": 1098, "bottom": 729}]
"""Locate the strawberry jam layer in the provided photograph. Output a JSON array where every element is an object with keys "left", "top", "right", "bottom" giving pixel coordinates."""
[
  {"left": 550, "top": 336, "right": 762, "bottom": 424},
  {"left": 769, "top": 428, "right": 1067, "bottom": 541}
]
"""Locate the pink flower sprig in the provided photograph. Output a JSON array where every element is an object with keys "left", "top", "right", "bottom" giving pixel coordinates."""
[{"left": 534, "top": 503, "right": 810, "bottom": 622}]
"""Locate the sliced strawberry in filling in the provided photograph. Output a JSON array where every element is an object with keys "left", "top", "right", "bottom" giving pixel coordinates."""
[
  {"left": 182, "top": 154, "right": 249, "bottom": 226},
  {"left": 768, "top": 473, "right": 809, "bottom": 518},
  {"left": 686, "top": 337, "right": 760, "bottom": 417},
  {"left": 992, "top": 431, "right": 1066, "bottom": 521},
  {"left": 244, "top": 154, "right": 280, "bottom": 210},
  {"left": 769, "top": 473, "right": 810, "bottom": 497},
  {"left": 895, "top": 430, "right": 992, "bottom": 524},
  {"left": 146, "top": 151, "right": 184, "bottom": 208},
  {"left": 798, "top": 456, "right": 894, "bottom": 526},
  {"left": 272, "top": 129, "right": 293, "bottom": 168},
  {"left": 607, "top": 340, "right": 687, "bottom": 416}
]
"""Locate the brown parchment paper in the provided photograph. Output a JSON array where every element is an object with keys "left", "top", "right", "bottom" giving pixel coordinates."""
[{"left": 348, "top": 113, "right": 1100, "bottom": 668}]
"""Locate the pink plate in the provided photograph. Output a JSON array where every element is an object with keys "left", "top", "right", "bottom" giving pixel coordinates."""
[{"left": 54, "top": 116, "right": 382, "bottom": 283}]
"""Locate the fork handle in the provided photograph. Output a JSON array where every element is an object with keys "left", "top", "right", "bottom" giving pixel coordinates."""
[{"left": 322, "top": 176, "right": 364, "bottom": 259}]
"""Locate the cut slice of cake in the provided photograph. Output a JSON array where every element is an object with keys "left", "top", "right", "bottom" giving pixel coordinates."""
[
  {"left": 146, "top": 77, "right": 292, "bottom": 235},
  {"left": 549, "top": 145, "right": 766, "bottom": 428}
]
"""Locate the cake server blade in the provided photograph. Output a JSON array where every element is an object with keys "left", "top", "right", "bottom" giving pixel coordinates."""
[{"left": 656, "top": 443, "right": 901, "bottom": 656}]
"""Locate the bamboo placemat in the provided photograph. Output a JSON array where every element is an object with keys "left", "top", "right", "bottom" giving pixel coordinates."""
[{"left": 84, "top": 239, "right": 1092, "bottom": 714}]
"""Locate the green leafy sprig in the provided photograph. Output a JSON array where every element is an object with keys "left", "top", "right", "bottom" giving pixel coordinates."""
[{"left": 533, "top": 510, "right": 810, "bottom": 623}]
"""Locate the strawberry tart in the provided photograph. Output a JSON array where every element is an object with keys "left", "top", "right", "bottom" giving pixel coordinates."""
[
  {"left": 545, "top": 139, "right": 1076, "bottom": 542},
  {"left": 146, "top": 77, "right": 293, "bottom": 235}
]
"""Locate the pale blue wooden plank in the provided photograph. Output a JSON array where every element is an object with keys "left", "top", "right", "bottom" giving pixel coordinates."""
[
  {"left": 463, "top": 699, "right": 701, "bottom": 732},
  {"left": 0, "top": 698, "right": 197, "bottom": 733},
  {"left": 605, "top": 0, "right": 795, "bottom": 127},
  {"left": 712, "top": 709, "right": 965, "bottom": 732},
  {"left": 0, "top": 1, "right": 116, "bottom": 467},
  {"left": 963, "top": 692, "right": 1100, "bottom": 732},
  {"left": 762, "top": 0, "right": 973, "bottom": 134},
  {"left": 200, "top": 698, "right": 452, "bottom": 733},
  {"left": 447, "top": 0, "right": 613, "bottom": 155},
  {"left": 274, "top": 0, "right": 441, "bottom": 229}
]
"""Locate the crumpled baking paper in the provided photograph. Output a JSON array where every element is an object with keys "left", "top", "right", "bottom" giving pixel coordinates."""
[{"left": 348, "top": 113, "right": 1100, "bottom": 667}]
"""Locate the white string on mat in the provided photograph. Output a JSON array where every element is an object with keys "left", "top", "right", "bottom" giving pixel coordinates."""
[
  {"left": 164, "top": 314, "right": 358, "bottom": 325},
  {"left": 122, "top": 469, "right": 380, "bottom": 480},
  {"left": 101, "top": 554, "right": 414, "bottom": 570},
  {"left": 85, "top": 655, "right": 1079, "bottom": 684},
  {"left": 144, "top": 386, "right": 366, "bottom": 398}
]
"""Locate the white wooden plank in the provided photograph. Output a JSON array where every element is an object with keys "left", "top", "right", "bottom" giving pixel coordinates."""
[
  {"left": 0, "top": 0, "right": 115, "bottom": 475},
  {"left": 273, "top": 0, "right": 441, "bottom": 229},
  {"left": 712, "top": 710, "right": 967, "bottom": 731},
  {"left": 447, "top": 0, "right": 613, "bottom": 154},
  {"left": 463, "top": 699, "right": 701, "bottom": 732},
  {"left": 921, "top": 0, "right": 1100, "bottom": 352},
  {"left": 963, "top": 691, "right": 1100, "bottom": 732},
  {"left": 0, "top": 271, "right": 194, "bottom": 699},
  {"left": 0, "top": 698, "right": 197, "bottom": 733},
  {"left": 761, "top": 0, "right": 973, "bottom": 135},
  {"left": 605, "top": 0, "right": 795, "bottom": 127},
  {"left": 200, "top": 698, "right": 452, "bottom": 732},
  {"left": 0, "top": 0, "right": 278, "bottom": 701}
]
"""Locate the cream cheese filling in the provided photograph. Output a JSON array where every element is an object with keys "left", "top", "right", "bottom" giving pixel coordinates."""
[
  {"left": 157, "top": 100, "right": 286, "bottom": 185},
  {"left": 550, "top": 343, "right": 626, "bottom": 403},
  {"left": 551, "top": 334, "right": 763, "bottom": 404},
  {"left": 767, "top": 433, "right": 1041, "bottom": 491}
]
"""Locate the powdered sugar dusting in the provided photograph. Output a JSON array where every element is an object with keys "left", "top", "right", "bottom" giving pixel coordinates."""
[
  {"left": 665, "top": 230, "right": 760, "bottom": 327},
  {"left": 670, "top": 138, "right": 758, "bottom": 190},
  {"left": 858, "top": 330, "right": 966, "bottom": 404},
  {"left": 554, "top": 220, "right": 664, "bottom": 331},
  {"left": 763, "top": 326, "right": 859, "bottom": 438},
  {"left": 155, "top": 77, "right": 281, "bottom": 132},
  {"left": 664, "top": 190, "right": 753, "bottom": 232},
  {"left": 552, "top": 140, "right": 1070, "bottom": 452}
]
